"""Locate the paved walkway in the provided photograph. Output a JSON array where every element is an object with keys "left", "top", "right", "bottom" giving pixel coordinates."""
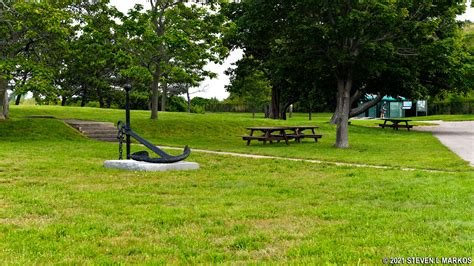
[{"left": 413, "top": 121, "right": 474, "bottom": 167}]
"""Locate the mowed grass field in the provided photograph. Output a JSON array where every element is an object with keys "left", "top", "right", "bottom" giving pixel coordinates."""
[
  {"left": 7, "top": 105, "right": 473, "bottom": 171},
  {"left": 0, "top": 106, "right": 473, "bottom": 264}
]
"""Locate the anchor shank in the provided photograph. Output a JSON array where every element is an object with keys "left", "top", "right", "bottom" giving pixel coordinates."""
[
  {"left": 126, "top": 129, "right": 172, "bottom": 159},
  {"left": 118, "top": 84, "right": 190, "bottom": 163},
  {"left": 125, "top": 84, "right": 131, "bottom": 159}
]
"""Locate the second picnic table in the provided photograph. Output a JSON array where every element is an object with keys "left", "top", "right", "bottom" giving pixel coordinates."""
[
  {"left": 243, "top": 126, "right": 322, "bottom": 145},
  {"left": 379, "top": 119, "right": 414, "bottom": 131}
]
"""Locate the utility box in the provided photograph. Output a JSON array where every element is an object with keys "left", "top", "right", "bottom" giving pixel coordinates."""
[{"left": 388, "top": 102, "right": 403, "bottom": 118}]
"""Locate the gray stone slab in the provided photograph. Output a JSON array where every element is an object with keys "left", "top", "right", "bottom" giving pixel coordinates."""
[{"left": 104, "top": 160, "right": 200, "bottom": 172}]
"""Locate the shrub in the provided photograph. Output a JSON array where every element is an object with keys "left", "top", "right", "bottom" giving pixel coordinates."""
[
  {"left": 190, "top": 105, "right": 205, "bottom": 114},
  {"left": 86, "top": 101, "right": 100, "bottom": 108},
  {"left": 167, "top": 96, "right": 187, "bottom": 112}
]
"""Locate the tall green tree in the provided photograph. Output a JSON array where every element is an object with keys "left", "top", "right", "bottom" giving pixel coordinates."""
[
  {"left": 0, "top": 1, "right": 72, "bottom": 118},
  {"left": 227, "top": 0, "right": 469, "bottom": 148},
  {"left": 286, "top": 0, "right": 468, "bottom": 148},
  {"left": 223, "top": 0, "right": 289, "bottom": 119},
  {"left": 226, "top": 55, "right": 271, "bottom": 118},
  {"left": 121, "top": 1, "right": 228, "bottom": 119},
  {"left": 0, "top": 1, "right": 71, "bottom": 119},
  {"left": 62, "top": 1, "right": 124, "bottom": 107}
]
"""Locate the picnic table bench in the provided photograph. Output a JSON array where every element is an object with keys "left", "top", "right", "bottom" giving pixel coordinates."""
[
  {"left": 379, "top": 119, "right": 414, "bottom": 131},
  {"left": 285, "top": 126, "right": 322, "bottom": 143},
  {"left": 242, "top": 126, "right": 322, "bottom": 145}
]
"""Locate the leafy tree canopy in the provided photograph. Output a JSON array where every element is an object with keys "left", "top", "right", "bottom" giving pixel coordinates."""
[{"left": 224, "top": 0, "right": 471, "bottom": 147}]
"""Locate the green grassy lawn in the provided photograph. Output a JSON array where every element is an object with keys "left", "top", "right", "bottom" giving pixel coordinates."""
[
  {"left": 464, "top": 22, "right": 474, "bottom": 48},
  {"left": 7, "top": 106, "right": 472, "bottom": 171},
  {"left": 0, "top": 117, "right": 472, "bottom": 264}
]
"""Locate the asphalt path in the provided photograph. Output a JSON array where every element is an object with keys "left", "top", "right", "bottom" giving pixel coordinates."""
[{"left": 414, "top": 121, "right": 474, "bottom": 167}]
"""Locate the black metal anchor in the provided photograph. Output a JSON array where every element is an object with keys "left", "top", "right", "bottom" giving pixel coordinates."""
[{"left": 117, "top": 84, "right": 190, "bottom": 163}]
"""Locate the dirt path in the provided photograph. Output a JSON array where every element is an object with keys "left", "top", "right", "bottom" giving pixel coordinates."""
[{"left": 414, "top": 121, "right": 474, "bottom": 167}]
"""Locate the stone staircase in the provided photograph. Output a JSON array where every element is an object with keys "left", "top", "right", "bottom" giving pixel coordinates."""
[{"left": 64, "top": 120, "right": 117, "bottom": 142}]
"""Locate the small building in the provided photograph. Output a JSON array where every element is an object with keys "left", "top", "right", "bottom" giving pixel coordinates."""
[{"left": 357, "top": 95, "right": 410, "bottom": 118}]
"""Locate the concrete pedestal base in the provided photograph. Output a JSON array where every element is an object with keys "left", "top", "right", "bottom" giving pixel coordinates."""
[{"left": 104, "top": 160, "right": 199, "bottom": 172}]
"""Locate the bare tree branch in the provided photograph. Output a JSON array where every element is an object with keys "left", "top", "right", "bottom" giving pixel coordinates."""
[
  {"left": 350, "top": 89, "right": 362, "bottom": 106},
  {"left": 396, "top": 48, "right": 418, "bottom": 56},
  {"left": 349, "top": 93, "right": 382, "bottom": 117}
]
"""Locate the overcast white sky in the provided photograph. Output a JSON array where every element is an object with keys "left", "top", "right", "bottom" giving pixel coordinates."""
[
  {"left": 109, "top": 0, "right": 474, "bottom": 100},
  {"left": 459, "top": 0, "right": 474, "bottom": 21}
]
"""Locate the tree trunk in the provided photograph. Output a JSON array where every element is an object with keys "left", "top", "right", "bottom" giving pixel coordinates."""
[
  {"left": 106, "top": 96, "right": 111, "bottom": 108},
  {"left": 331, "top": 91, "right": 383, "bottom": 123},
  {"left": 330, "top": 94, "right": 343, "bottom": 124},
  {"left": 81, "top": 95, "right": 86, "bottom": 107},
  {"left": 80, "top": 87, "right": 87, "bottom": 107},
  {"left": 309, "top": 103, "right": 313, "bottom": 120},
  {"left": 161, "top": 81, "right": 167, "bottom": 111},
  {"left": 15, "top": 71, "right": 28, "bottom": 106},
  {"left": 61, "top": 96, "right": 67, "bottom": 106},
  {"left": 97, "top": 88, "right": 105, "bottom": 108},
  {"left": 186, "top": 89, "right": 191, "bottom": 113},
  {"left": 150, "top": 69, "right": 161, "bottom": 120},
  {"left": 334, "top": 76, "right": 352, "bottom": 148},
  {"left": 280, "top": 101, "right": 293, "bottom": 121},
  {"left": 252, "top": 107, "right": 255, "bottom": 119},
  {"left": 15, "top": 94, "right": 21, "bottom": 105},
  {"left": 271, "top": 87, "right": 280, "bottom": 119},
  {"left": 98, "top": 97, "right": 105, "bottom": 108},
  {"left": 0, "top": 76, "right": 9, "bottom": 120},
  {"left": 330, "top": 89, "right": 365, "bottom": 124}
]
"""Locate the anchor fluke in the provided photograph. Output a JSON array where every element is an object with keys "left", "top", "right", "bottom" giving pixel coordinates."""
[{"left": 131, "top": 146, "right": 191, "bottom": 163}]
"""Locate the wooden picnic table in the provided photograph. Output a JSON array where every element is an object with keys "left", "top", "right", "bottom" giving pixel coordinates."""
[
  {"left": 285, "top": 126, "right": 321, "bottom": 143},
  {"left": 379, "top": 119, "right": 414, "bottom": 131},
  {"left": 242, "top": 126, "right": 322, "bottom": 145},
  {"left": 243, "top": 126, "right": 290, "bottom": 145}
]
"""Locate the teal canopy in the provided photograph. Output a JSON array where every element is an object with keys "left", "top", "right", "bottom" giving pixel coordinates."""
[{"left": 365, "top": 94, "right": 407, "bottom": 101}]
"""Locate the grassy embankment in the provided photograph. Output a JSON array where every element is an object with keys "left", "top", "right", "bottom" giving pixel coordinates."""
[
  {"left": 0, "top": 106, "right": 472, "bottom": 263},
  {"left": 8, "top": 105, "right": 473, "bottom": 171},
  {"left": 464, "top": 22, "right": 474, "bottom": 48}
]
